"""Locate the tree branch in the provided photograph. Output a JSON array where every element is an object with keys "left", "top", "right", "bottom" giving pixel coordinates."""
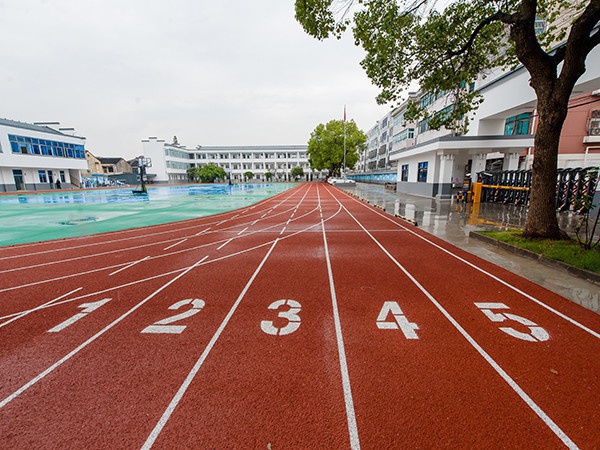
[{"left": 446, "top": 10, "right": 512, "bottom": 57}]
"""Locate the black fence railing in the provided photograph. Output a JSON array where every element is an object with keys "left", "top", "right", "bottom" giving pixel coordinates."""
[{"left": 477, "top": 167, "right": 599, "bottom": 212}]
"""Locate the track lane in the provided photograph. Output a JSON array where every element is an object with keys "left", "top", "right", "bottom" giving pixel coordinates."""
[
  {"left": 146, "top": 222, "right": 353, "bottom": 448},
  {"left": 326, "top": 185, "right": 599, "bottom": 448},
  {"left": 319, "top": 186, "right": 572, "bottom": 448}
]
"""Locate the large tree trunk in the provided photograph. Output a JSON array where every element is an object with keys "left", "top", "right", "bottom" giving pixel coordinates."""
[{"left": 522, "top": 101, "right": 566, "bottom": 239}]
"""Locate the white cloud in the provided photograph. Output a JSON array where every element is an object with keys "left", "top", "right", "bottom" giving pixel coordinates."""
[{"left": 0, "top": 0, "right": 388, "bottom": 158}]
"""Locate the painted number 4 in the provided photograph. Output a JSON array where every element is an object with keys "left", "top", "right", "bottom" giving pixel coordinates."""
[
  {"left": 376, "top": 301, "right": 419, "bottom": 339},
  {"left": 475, "top": 302, "right": 549, "bottom": 342}
]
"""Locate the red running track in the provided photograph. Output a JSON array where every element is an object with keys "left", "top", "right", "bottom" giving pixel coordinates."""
[{"left": 0, "top": 183, "right": 598, "bottom": 449}]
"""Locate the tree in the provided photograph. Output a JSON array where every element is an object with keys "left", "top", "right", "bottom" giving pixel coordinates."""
[
  {"left": 197, "top": 164, "right": 227, "bottom": 183},
  {"left": 295, "top": 0, "right": 600, "bottom": 239},
  {"left": 244, "top": 171, "right": 255, "bottom": 182},
  {"left": 291, "top": 166, "right": 305, "bottom": 180},
  {"left": 307, "top": 119, "right": 367, "bottom": 176},
  {"left": 186, "top": 166, "right": 198, "bottom": 182},
  {"left": 265, "top": 171, "right": 273, "bottom": 181}
]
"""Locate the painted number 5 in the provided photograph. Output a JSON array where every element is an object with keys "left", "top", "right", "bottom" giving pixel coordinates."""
[
  {"left": 261, "top": 299, "right": 301, "bottom": 336},
  {"left": 475, "top": 302, "right": 549, "bottom": 342}
]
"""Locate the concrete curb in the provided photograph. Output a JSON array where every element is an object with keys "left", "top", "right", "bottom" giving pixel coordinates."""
[{"left": 469, "top": 231, "right": 600, "bottom": 285}]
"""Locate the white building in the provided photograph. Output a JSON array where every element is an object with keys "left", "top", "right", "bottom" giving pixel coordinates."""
[
  {"left": 351, "top": 43, "right": 600, "bottom": 199},
  {"left": 142, "top": 137, "right": 321, "bottom": 183},
  {"left": 0, "top": 118, "right": 88, "bottom": 192}
]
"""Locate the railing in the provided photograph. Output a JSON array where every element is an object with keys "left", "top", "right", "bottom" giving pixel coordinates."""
[{"left": 476, "top": 167, "right": 599, "bottom": 211}]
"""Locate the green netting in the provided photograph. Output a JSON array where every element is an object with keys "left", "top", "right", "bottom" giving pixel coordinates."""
[{"left": 0, "top": 183, "right": 296, "bottom": 247}]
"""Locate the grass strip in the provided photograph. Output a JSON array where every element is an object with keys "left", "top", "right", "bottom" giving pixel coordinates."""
[{"left": 480, "top": 230, "right": 600, "bottom": 274}]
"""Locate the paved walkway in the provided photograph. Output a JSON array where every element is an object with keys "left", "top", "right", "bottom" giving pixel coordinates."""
[{"left": 338, "top": 183, "right": 599, "bottom": 314}]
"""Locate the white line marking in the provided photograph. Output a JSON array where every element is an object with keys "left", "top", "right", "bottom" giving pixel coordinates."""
[
  {"left": 0, "top": 186, "right": 302, "bottom": 262},
  {"left": 251, "top": 220, "right": 259, "bottom": 225},
  {"left": 217, "top": 238, "right": 233, "bottom": 250},
  {"left": 142, "top": 240, "right": 279, "bottom": 449},
  {"left": 338, "top": 196, "right": 577, "bottom": 449},
  {"left": 341, "top": 189, "right": 600, "bottom": 339},
  {"left": 319, "top": 191, "right": 360, "bottom": 449},
  {"left": 109, "top": 256, "right": 151, "bottom": 276},
  {"left": 163, "top": 239, "right": 187, "bottom": 251},
  {"left": 237, "top": 227, "right": 248, "bottom": 236},
  {"left": 195, "top": 227, "right": 211, "bottom": 236},
  {"left": 280, "top": 227, "right": 286, "bottom": 235},
  {"left": 0, "top": 256, "right": 209, "bottom": 410},
  {"left": 0, "top": 202, "right": 326, "bottom": 294},
  {"left": 0, "top": 287, "right": 83, "bottom": 330}
]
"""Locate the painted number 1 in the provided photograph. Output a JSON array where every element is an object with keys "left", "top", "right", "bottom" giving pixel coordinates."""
[
  {"left": 48, "top": 298, "right": 111, "bottom": 333},
  {"left": 261, "top": 300, "right": 301, "bottom": 336},
  {"left": 475, "top": 302, "right": 549, "bottom": 342}
]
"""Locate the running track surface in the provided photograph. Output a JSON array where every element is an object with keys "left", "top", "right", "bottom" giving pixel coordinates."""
[{"left": 0, "top": 183, "right": 598, "bottom": 449}]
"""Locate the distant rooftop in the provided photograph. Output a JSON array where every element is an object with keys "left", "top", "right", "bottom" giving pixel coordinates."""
[{"left": 0, "top": 118, "right": 85, "bottom": 139}]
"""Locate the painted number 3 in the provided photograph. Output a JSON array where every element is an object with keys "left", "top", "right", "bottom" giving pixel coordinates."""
[
  {"left": 261, "top": 300, "right": 301, "bottom": 336},
  {"left": 475, "top": 302, "right": 549, "bottom": 342}
]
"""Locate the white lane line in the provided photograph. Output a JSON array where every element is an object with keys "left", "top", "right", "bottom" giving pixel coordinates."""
[
  {"left": 237, "top": 227, "right": 248, "bottom": 236},
  {"left": 142, "top": 239, "right": 279, "bottom": 450},
  {"left": 217, "top": 238, "right": 233, "bottom": 250},
  {"left": 251, "top": 220, "right": 259, "bottom": 225},
  {"left": 319, "top": 189, "right": 360, "bottom": 450},
  {"left": 0, "top": 287, "right": 83, "bottom": 330},
  {"left": 0, "top": 203, "right": 325, "bottom": 294},
  {"left": 339, "top": 199, "right": 577, "bottom": 449},
  {"left": 280, "top": 227, "right": 286, "bottom": 235},
  {"left": 195, "top": 227, "right": 211, "bottom": 236},
  {"left": 0, "top": 185, "right": 302, "bottom": 262},
  {"left": 0, "top": 256, "right": 209, "bottom": 410},
  {"left": 339, "top": 188, "right": 600, "bottom": 339},
  {"left": 109, "top": 256, "right": 151, "bottom": 276},
  {"left": 163, "top": 239, "right": 187, "bottom": 251},
  {"left": 0, "top": 193, "right": 305, "bottom": 276}
]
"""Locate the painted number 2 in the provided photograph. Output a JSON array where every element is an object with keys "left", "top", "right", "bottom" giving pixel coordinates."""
[
  {"left": 261, "top": 300, "right": 301, "bottom": 336},
  {"left": 475, "top": 302, "right": 549, "bottom": 342},
  {"left": 142, "top": 298, "right": 205, "bottom": 334}
]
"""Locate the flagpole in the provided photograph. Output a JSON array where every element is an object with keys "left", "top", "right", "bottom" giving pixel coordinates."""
[{"left": 343, "top": 105, "right": 346, "bottom": 177}]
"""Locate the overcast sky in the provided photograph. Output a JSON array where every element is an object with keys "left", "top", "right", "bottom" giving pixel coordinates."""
[{"left": 0, "top": 0, "right": 390, "bottom": 159}]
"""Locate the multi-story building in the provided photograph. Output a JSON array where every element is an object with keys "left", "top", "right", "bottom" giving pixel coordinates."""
[
  {"left": 141, "top": 137, "right": 321, "bottom": 183},
  {"left": 351, "top": 41, "right": 600, "bottom": 199},
  {"left": 0, "top": 118, "right": 87, "bottom": 191}
]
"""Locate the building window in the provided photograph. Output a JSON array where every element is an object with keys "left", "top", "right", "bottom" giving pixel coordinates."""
[
  {"left": 38, "top": 170, "right": 48, "bottom": 183},
  {"left": 504, "top": 113, "right": 531, "bottom": 135},
  {"left": 401, "top": 164, "right": 409, "bottom": 182},
  {"left": 417, "top": 162, "right": 428, "bottom": 182}
]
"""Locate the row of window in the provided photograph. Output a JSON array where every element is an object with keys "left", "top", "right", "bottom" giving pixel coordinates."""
[
  {"left": 400, "top": 162, "right": 428, "bottom": 182},
  {"left": 165, "top": 149, "right": 194, "bottom": 159},
  {"left": 196, "top": 152, "right": 306, "bottom": 160},
  {"left": 9, "top": 134, "right": 85, "bottom": 159},
  {"left": 392, "top": 128, "right": 415, "bottom": 144},
  {"left": 504, "top": 113, "right": 531, "bottom": 135},
  {"left": 38, "top": 170, "right": 66, "bottom": 184}
]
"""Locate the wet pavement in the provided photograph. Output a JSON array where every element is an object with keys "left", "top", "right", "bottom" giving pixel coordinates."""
[{"left": 337, "top": 182, "right": 599, "bottom": 314}]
